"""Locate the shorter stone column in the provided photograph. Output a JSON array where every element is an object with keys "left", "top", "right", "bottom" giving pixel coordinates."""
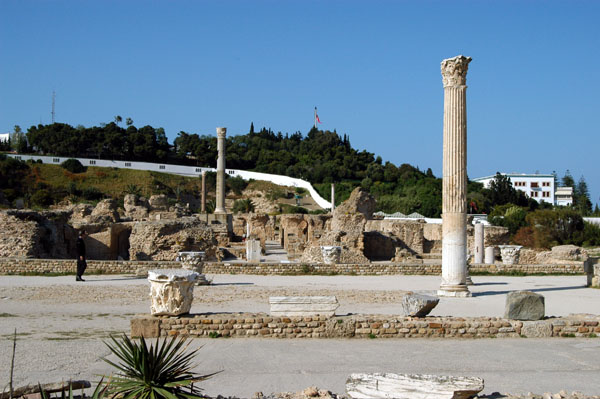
[
  {"left": 474, "top": 223, "right": 484, "bottom": 264},
  {"left": 148, "top": 269, "right": 198, "bottom": 316},
  {"left": 485, "top": 246, "right": 495, "bottom": 264},
  {"left": 246, "top": 239, "right": 261, "bottom": 262}
]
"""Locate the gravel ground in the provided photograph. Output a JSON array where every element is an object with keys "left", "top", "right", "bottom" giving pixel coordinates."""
[{"left": 1, "top": 274, "right": 600, "bottom": 397}]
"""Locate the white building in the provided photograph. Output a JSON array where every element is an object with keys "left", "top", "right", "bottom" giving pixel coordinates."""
[
  {"left": 555, "top": 186, "right": 574, "bottom": 206},
  {"left": 0, "top": 133, "right": 10, "bottom": 142},
  {"left": 472, "top": 173, "right": 557, "bottom": 204}
]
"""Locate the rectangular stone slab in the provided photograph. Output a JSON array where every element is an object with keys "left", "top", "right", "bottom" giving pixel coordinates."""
[
  {"left": 346, "top": 373, "right": 484, "bottom": 399},
  {"left": 269, "top": 296, "right": 339, "bottom": 317}
]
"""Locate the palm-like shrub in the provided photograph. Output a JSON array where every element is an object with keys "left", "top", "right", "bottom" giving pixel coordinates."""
[{"left": 103, "top": 334, "right": 216, "bottom": 399}]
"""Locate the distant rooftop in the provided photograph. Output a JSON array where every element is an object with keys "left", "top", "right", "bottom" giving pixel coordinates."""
[{"left": 472, "top": 172, "right": 554, "bottom": 181}]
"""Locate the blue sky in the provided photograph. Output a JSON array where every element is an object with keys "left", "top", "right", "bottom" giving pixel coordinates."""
[{"left": 1, "top": 1, "right": 599, "bottom": 206}]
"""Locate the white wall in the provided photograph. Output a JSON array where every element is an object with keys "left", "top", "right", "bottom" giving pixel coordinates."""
[{"left": 7, "top": 154, "right": 332, "bottom": 209}]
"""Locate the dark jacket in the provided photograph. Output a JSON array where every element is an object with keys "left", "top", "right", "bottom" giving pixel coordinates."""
[{"left": 76, "top": 237, "right": 86, "bottom": 258}]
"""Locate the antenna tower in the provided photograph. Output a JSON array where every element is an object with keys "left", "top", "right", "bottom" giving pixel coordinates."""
[{"left": 51, "top": 91, "right": 56, "bottom": 123}]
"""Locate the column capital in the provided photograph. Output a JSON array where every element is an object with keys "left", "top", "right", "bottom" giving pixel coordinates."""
[
  {"left": 441, "top": 55, "right": 471, "bottom": 88},
  {"left": 216, "top": 127, "right": 227, "bottom": 139}
]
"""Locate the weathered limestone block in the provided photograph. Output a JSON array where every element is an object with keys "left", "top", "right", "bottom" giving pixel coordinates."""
[
  {"left": 90, "top": 198, "right": 120, "bottom": 223},
  {"left": 401, "top": 293, "right": 440, "bottom": 317},
  {"left": 247, "top": 239, "right": 261, "bottom": 262},
  {"left": 130, "top": 316, "right": 160, "bottom": 338},
  {"left": 148, "top": 269, "right": 198, "bottom": 316},
  {"left": 0, "top": 212, "right": 42, "bottom": 257},
  {"left": 551, "top": 245, "right": 588, "bottom": 261},
  {"left": 365, "top": 220, "right": 425, "bottom": 256},
  {"left": 124, "top": 194, "right": 150, "bottom": 220},
  {"left": 334, "top": 187, "right": 376, "bottom": 219},
  {"left": 346, "top": 373, "right": 484, "bottom": 399},
  {"left": 129, "top": 217, "right": 218, "bottom": 261},
  {"left": 0, "top": 210, "right": 75, "bottom": 259},
  {"left": 269, "top": 296, "right": 339, "bottom": 317},
  {"left": 521, "top": 320, "right": 553, "bottom": 337},
  {"left": 498, "top": 245, "right": 522, "bottom": 265},
  {"left": 504, "top": 291, "right": 545, "bottom": 321},
  {"left": 321, "top": 246, "right": 341, "bottom": 264},
  {"left": 149, "top": 194, "right": 169, "bottom": 211},
  {"left": 69, "top": 203, "right": 94, "bottom": 224}
]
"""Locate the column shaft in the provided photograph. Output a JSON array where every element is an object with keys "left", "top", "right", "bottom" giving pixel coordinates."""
[
  {"left": 439, "top": 55, "right": 471, "bottom": 297},
  {"left": 201, "top": 171, "right": 206, "bottom": 213},
  {"left": 214, "top": 127, "right": 227, "bottom": 214}
]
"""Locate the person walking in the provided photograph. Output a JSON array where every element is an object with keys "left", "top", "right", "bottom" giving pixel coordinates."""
[{"left": 76, "top": 229, "right": 88, "bottom": 281}]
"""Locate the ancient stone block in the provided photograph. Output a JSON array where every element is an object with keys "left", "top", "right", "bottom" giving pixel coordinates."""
[
  {"left": 346, "top": 373, "right": 484, "bottom": 399},
  {"left": 131, "top": 316, "right": 160, "bottom": 338},
  {"left": 269, "top": 296, "right": 339, "bottom": 317},
  {"left": 401, "top": 294, "right": 440, "bottom": 317},
  {"left": 504, "top": 291, "right": 545, "bottom": 321}
]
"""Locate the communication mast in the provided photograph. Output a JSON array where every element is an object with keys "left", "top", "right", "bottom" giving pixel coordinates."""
[{"left": 51, "top": 91, "right": 56, "bottom": 123}]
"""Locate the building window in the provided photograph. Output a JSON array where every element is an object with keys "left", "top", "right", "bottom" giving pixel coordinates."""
[
  {"left": 125, "top": 162, "right": 131, "bottom": 167},
  {"left": 531, "top": 182, "right": 539, "bottom": 188},
  {"left": 542, "top": 182, "right": 550, "bottom": 187},
  {"left": 228, "top": 170, "right": 234, "bottom": 175},
  {"left": 53, "top": 158, "right": 60, "bottom": 163},
  {"left": 195, "top": 168, "right": 201, "bottom": 172},
  {"left": 89, "top": 160, "right": 96, "bottom": 165},
  {"left": 531, "top": 191, "right": 539, "bottom": 197},
  {"left": 159, "top": 165, "right": 166, "bottom": 170},
  {"left": 542, "top": 191, "right": 550, "bottom": 198}
]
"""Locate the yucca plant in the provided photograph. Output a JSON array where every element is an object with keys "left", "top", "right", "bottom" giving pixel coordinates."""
[{"left": 102, "top": 334, "right": 216, "bottom": 399}]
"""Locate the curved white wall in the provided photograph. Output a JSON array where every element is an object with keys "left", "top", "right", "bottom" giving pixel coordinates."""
[{"left": 7, "top": 154, "right": 332, "bottom": 209}]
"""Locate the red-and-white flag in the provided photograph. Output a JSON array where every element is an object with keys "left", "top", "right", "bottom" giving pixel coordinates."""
[{"left": 314, "top": 107, "right": 322, "bottom": 127}]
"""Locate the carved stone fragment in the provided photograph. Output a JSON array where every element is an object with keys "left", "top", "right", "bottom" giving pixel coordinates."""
[
  {"left": 148, "top": 269, "right": 198, "bottom": 316},
  {"left": 346, "top": 373, "right": 484, "bottom": 399}
]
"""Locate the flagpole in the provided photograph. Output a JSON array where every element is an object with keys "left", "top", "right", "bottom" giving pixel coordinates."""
[{"left": 314, "top": 107, "right": 317, "bottom": 129}]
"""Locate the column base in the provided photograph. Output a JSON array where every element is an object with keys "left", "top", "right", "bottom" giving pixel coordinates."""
[
  {"left": 437, "top": 284, "right": 471, "bottom": 297},
  {"left": 465, "top": 275, "right": 474, "bottom": 286}
]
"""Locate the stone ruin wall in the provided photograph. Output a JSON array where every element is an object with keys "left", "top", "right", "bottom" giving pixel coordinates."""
[
  {"left": 132, "top": 313, "right": 600, "bottom": 339},
  {"left": 0, "top": 258, "right": 586, "bottom": 275},
  {"left": 0, "top": 194, "right": 222, "bottom": 262}
]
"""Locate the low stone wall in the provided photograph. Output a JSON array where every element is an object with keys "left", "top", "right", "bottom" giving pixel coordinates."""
[
  {"left": 0, "top": 258, "right": 180, "bottom": 274},
  {"left": 0, "top": 258, "right": 586, "bottom": 275},
  {"left": 131, "top": 313, "right": 600, "bottom": 339}
]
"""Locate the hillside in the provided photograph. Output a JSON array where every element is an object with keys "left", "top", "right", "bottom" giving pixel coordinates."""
[{"left": 0, "top": 158, "right": 322, "bottom": 214}]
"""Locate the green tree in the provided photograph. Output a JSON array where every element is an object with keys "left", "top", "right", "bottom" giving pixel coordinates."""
[
  {"left": 575, "top": 176, "right": 592, "bottom": 215},
  {"left": 126, "top": 117, "right": 134, "bottom": 126},
  {"left": 561, "top": 170, "right": 575, "bottom": 188},
  {"left": 114, "top": 115, "right": 122, "bottom": 125}
]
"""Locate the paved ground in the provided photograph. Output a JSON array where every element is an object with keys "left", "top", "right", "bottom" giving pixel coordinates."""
[{"left": 1, "top": 273, "right": 599, "bottom": 397}]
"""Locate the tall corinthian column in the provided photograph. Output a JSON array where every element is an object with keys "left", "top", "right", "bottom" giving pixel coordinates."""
[
  {"left": 438, "top": 55, "right": 472, "bottom": 298},
  {"left": 214, "top": 127, "right": 227, "bottom": 214}
]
